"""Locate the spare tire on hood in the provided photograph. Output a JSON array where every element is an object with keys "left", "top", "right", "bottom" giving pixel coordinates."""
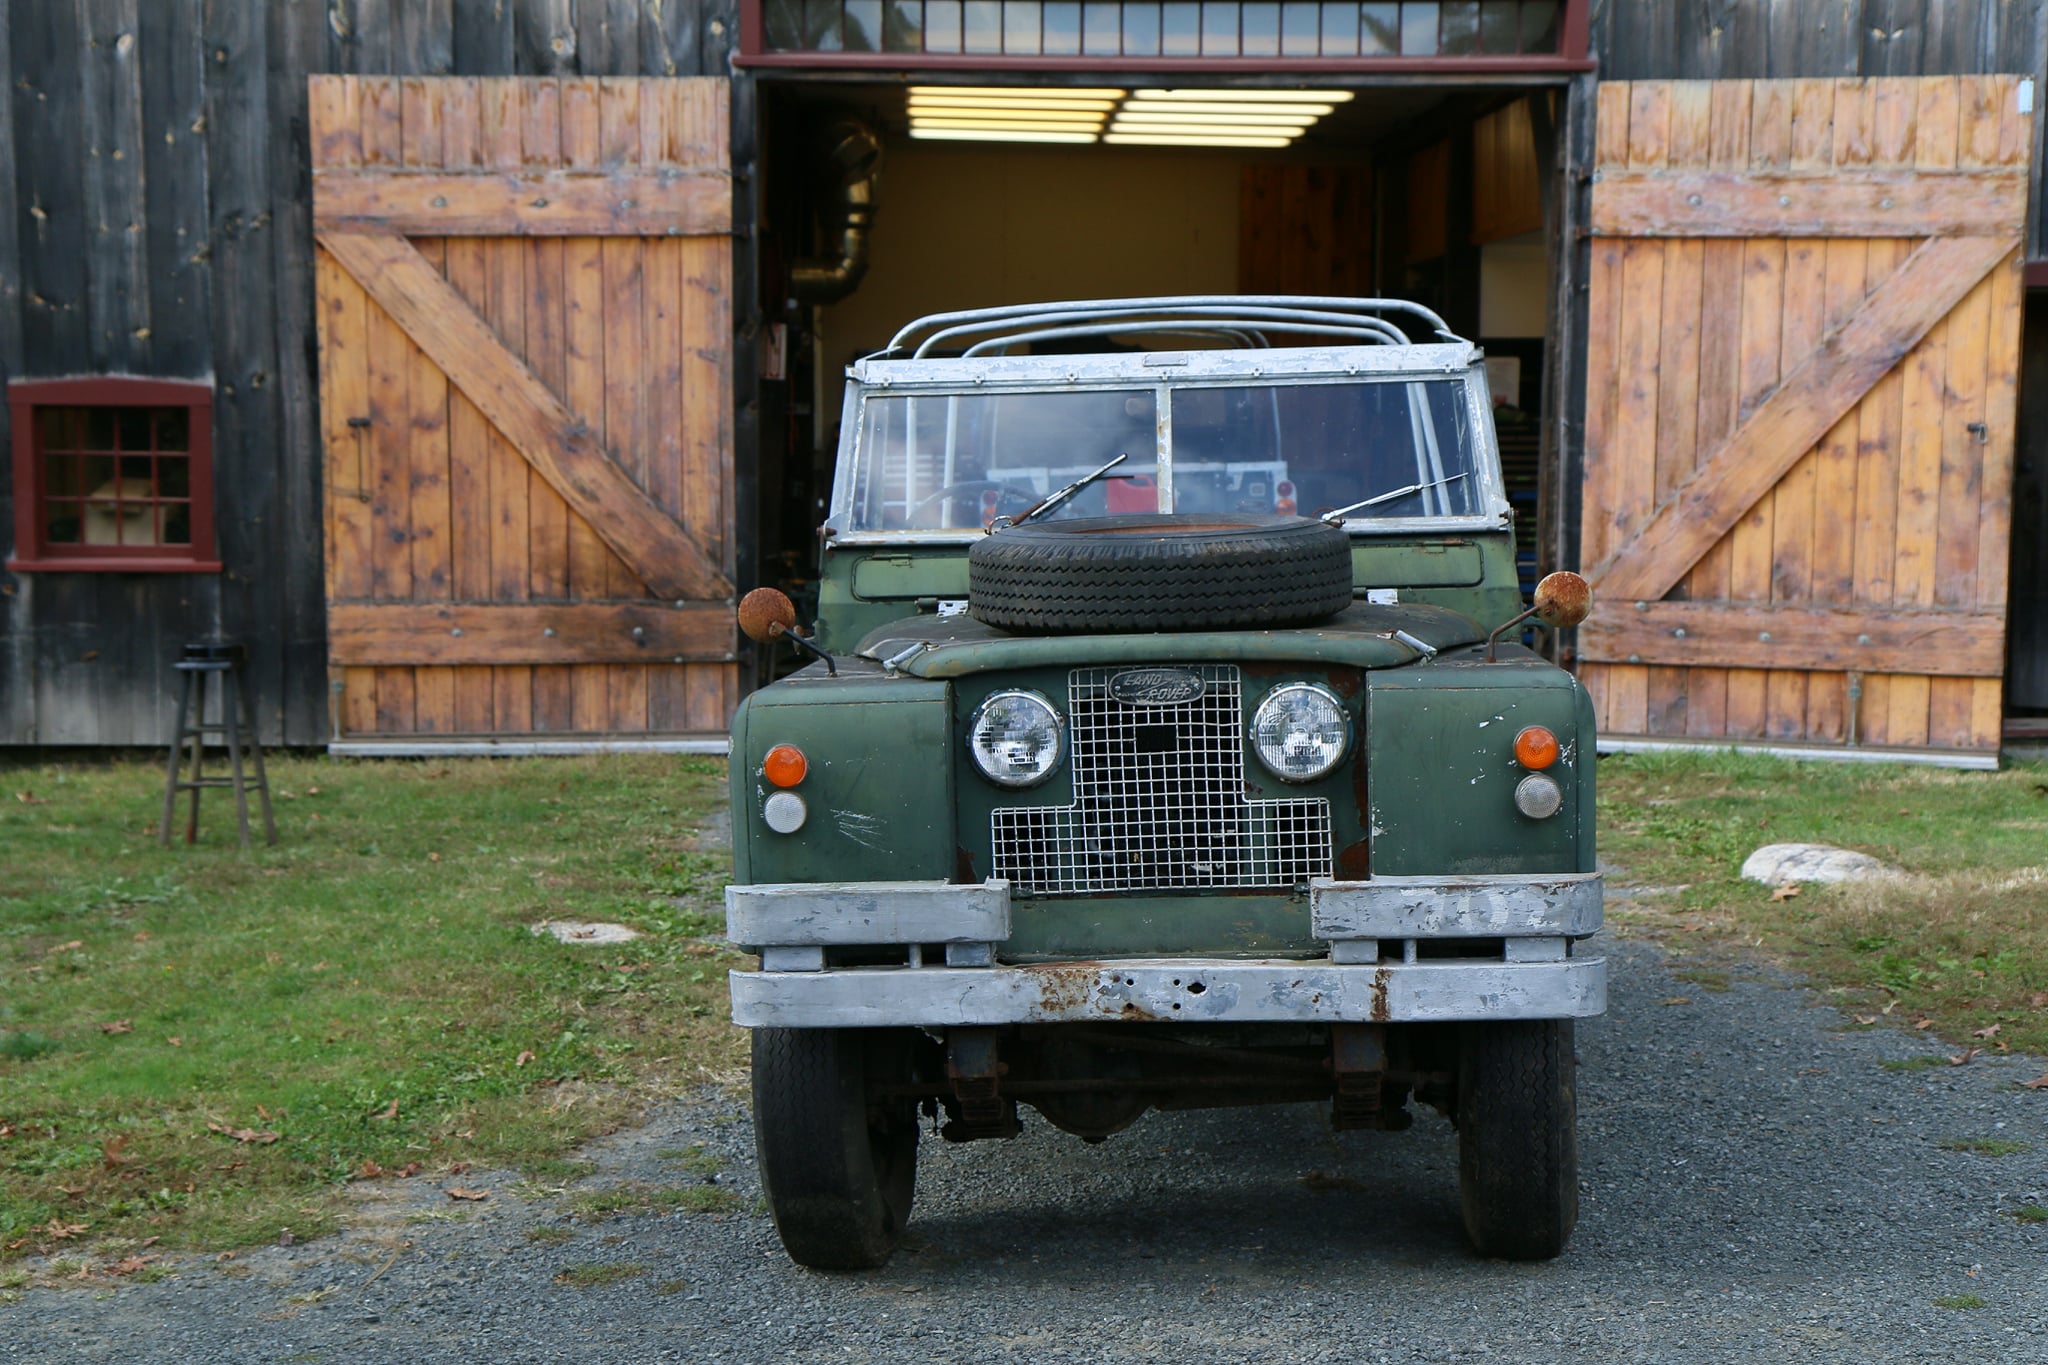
[{"left": 967, "top": 513, "right": 1353, "bottom": 634}]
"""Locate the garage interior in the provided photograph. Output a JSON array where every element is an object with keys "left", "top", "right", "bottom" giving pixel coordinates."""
[{"left": 746, "top": 77, "right": 1566, "bottom": 606}]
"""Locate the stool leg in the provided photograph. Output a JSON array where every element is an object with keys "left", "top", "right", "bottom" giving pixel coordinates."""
[
  {"left": 185, "top": 671, "right": 209, "bottom": 845},
  {"left": 160, "top": 669, "right": 195, "bottom": 848},
  {"left": 223, "top": 670, "right": 253, "bottom": 851},
  {"left": 237, "top": 671, "right": 277, "bottom": 846}
]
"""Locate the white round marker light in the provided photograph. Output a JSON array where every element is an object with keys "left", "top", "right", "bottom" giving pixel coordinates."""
[
  {"left": 1514, "top": 773, "right": 1563, "bottom": 819},
  {"left": 762, "top": 789, "right": 808, "bottom": 834},
  {"left": 1250, "top": 683, "right": 1350, "bottom": 783},
  {"left": 967, "top": 690, "right": 1064, "bottom": 787}
]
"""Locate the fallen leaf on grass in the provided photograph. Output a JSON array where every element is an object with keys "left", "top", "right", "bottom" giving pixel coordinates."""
[
  {"left": 48, "top": 940, "right": 83, "bottom": 954},
  {"left": 1914, "top": 1018, "right": 1935, "bottom": 1030},
  {"left": 444, "top": 1187, "right": 489, "bottom": 1202},
  {"left": 516, "top": 1050, "right": 535, "bottom": 1068},
  {"left": 166, "top": 1037, "right": 181, "bottom": 1047},
  {"left": 102, "top": 1136, "right": 131, "bottom": 1168},
  {"left": 14, "top": 790, "right": 48, "bottom": 804},
  {"left": 104, "top": 1255, "right": 157, "bottom": 1276},
  {"left": 99, "top": 1020, "right": 132, "bottom": 1035},
  {"left": 1769, "top": 883, "right": 1801, "bottom": 902},
  {"left": 1973, "top": 1024, "right": 2001, "bottom": 1039},
  {"left": 394, "top": 1161, "right": 422, "bottom": 1178},
  {"left": 0, "top": 1123, "right": 15, "bottom": 1139},
  {"left": 42, "top": 1220, "right": 87, "bottom": 1241},
  {"left": 356, "top": 1160, "right": 384, "bottom": 1180},
  {"left": 2031, "top": 992, "right": 2048, "bottom": 1010},
  {"left": 2021, "top": 1074, "right": 2048, "bottom": 1090},
  {"left": 206, "top": 1122, "right": 280, "bottom": 1145},
  {"left": 369, "top": 1099, "right": 399, "bottom": 1121},
  {"left": 1854, "top": 1015, "right": 1880, "bottom": 1025},
  {"left": 1948, "top": 1048, "right": 1981, "bottom": 1067},
  {"left": 1660, "top": 997, "right": 1692, "bottom": 1007}
]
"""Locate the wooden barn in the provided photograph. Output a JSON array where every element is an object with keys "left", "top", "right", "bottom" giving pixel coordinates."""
[{"left": 0, "top": 0, "right": 2043, "bottom": 765}]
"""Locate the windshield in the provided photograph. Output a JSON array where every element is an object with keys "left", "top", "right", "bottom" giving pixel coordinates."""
[{"left": 843, "top": 377, "right": 1484, "bottom": 532}]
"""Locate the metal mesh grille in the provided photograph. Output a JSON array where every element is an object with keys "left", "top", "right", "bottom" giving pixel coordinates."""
[{"left": 991, "top": 665, "right": 1332, "bottom": 895}]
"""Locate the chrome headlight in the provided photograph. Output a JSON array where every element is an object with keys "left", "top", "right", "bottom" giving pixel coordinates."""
[
  {"left": 967, "top": 690, "right": 1064, "bottom": 787},
  {"left": 1250, "top": 683, "right": 1350, "bottom": 783}
]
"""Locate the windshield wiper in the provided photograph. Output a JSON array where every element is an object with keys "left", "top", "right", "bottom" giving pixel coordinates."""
[
  {"left": 1319, "top": 472, "right": 1468, "bottom": 524},
  {"left": 996, "top": 452, "right": 1130, "bottom": 529}
]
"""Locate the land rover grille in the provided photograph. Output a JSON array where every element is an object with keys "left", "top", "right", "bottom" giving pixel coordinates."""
[{"left": 990, "top": 665, "right": 1334, "bottom": 895}]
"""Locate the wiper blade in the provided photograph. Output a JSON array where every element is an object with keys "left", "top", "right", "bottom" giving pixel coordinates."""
[
  {"left": 1320, "top": 472, "right": 1468, "bottom": 524},
  {"left": 999, "top": 452, "right": 1130, "bottom": 528}
]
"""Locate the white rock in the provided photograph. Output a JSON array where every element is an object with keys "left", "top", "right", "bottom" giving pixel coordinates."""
[
  {"left": 530, "top": 920, "right": 641, "bottom": 945},
  {"left": 1740, "top": 843, "right": 1898, "bottom": 886}
]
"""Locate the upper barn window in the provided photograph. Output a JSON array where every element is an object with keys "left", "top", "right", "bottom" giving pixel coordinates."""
[
  {"left": 7, "top": 378, "right": 220, "bottom": 573},
  {"left": 747, "top": 0, "right": 1569, "bottom": 61}
]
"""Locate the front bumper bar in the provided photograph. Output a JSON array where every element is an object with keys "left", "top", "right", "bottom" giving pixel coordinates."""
[
  {"left": 726, "top": 873, "right": 1604, "bottom": 1029},
  {"left": 730, "top": 955, "right": 1604, "bottom": 1027}
]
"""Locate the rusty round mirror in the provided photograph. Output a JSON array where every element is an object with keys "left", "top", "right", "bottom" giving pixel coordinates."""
[
  {"left": 1531, "top": 571, "right": 1591, "bottom": 630},
  {"left": 738, "top": 587, "right": 799, "bottom": 643}
]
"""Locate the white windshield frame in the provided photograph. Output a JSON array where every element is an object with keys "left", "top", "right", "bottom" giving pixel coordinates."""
[{"left": 828, "top": 342, "right": 1511, "bottom": 544}]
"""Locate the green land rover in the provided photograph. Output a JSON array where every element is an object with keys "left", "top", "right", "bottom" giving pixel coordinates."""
[{"left": 726, "top": 296, "right": 1603, "bottom": 1269}]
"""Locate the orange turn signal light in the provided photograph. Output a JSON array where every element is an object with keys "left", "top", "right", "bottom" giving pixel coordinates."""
[
  {"left": 763, "top": 743, "right": 808, "bottom": 788},
  {"left": 1514, "top": 726, "right": 1560, "bottom": 770}
]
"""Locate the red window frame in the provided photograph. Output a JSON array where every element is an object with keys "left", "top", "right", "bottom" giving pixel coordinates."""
[{"left": 7, "top": 377, "right": 221, "bottom": 573}]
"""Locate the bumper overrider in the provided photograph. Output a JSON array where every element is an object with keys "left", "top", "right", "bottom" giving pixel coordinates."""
[{"left": 726, "top": 874, "right": 1604, "bottom": 1029}]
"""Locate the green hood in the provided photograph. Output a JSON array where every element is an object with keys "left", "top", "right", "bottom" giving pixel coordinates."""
[{"left": 855, "top": 602, "right": 1485, "bottom": 679}]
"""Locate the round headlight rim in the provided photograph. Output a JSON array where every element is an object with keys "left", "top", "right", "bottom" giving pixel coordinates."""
[
  {"left": 966, "top": 687, "right": 1066, "bottom": 789},
  {"left": 1248, "top": 681, "right": 1353, "bottom": 784}
]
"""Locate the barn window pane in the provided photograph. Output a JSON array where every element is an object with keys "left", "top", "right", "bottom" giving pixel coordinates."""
[
  {"left": 844, "top": 0, "right": 884, "bottom": 50},
  {"left": 1243, "top": 3, "right": 1282, "bottom": 55},
  {"left": 1439, "top": 1, "right": 1478, "bottom": 53},
  {"left": 1163, "top": 2, "right": 1201, "bottom": 54},
  {"left": 1084, "top": 1, "right": 1122, "bottom": 52},
  {"left": 964, "top": 0, "right": 1002, "bottom": 50},
  {"left": 1519, "top": 0, "right": 1557, "bottom": 51},
  {"left": 926, "top": 0, "right": 963, "bottom": 49},
  {"left": 1043, "top": 1, "right": 1082, "bottom": 52}
]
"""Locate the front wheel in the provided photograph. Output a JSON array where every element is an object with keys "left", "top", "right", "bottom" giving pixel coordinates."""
[
  {"left": 1456, "top": 1020, "right": 1578, "bottom": 1260},
  {"left": 752, "top": 1027, "right": 918, "bottom": 1271}
]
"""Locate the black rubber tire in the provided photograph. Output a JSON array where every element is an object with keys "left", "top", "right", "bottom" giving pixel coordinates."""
[
  {"left": 967, "top": 513, "right": 1353, "bottom": 633},
  {"left": 1455, "top": 1020, "right": 1579, "bottom": 1260},
  {"left": 752, "top": 1027, "right": 918, "bottom": 1271}
]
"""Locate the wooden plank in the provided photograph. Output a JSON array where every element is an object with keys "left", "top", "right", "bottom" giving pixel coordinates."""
[
  {"left": 79, "top": 0, "right": 150, "bottom": 373},
  {"left": 311, "top": 167, "right": 732, "bottom": 235},
  {"left": 1587, "top": 169, "right": 2026, "bottom": 238},
  {"left": 599, "top": 78, "right": 649, "bottom": 726},
  {"left": 1579, "top": 603, "right": 2007, "bottom": 677},
  {"left": 1587, "top": 234, "right": 2016, "bottom": 604},
  {"left": 440, "top": 78, "right": 496, "bottom": 736},
  {"left": 317, "top": 230, "right": 732, "bottom": 602},
  {"left": 143, "top": 0, "right": 212, "bottom": 377},
  {"left": 679, "top": 83, "right": 734, "bottom": 574},
  {"left": 560, "top": 79, "right": 613, "bottom": 732},
  {"left": 342, "top": 666, "right": 378, "bottom": 736},
  {"left": 328, "top": 602, "right": 739, "bottom": 665},
  {"left": 401, "top": 79, "right": 454, "bottom": 616}
]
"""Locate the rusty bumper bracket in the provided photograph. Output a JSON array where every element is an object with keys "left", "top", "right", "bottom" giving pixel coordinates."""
[
  {"left": 943, "top": 1028, "right": 1020, "bottom": 1142},
  {"left": 1328, "top": 1023, "right": 1408, "bottom": 1131}
]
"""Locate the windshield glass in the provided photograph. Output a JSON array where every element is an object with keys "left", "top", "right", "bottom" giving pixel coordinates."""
[{"left": 844, "top": 377, "right": 1482, "bottom": 532}]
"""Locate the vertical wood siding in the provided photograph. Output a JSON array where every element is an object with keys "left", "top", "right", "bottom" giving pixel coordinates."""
[
  {"left": 0, "top": 0, "right": 737, "bottom": 745},
  {"left": 1576, "top": 76, "right": 2029, "bottom": 755}
]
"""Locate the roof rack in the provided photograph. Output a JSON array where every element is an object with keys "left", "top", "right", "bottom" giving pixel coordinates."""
[{"left": 877, "top": 295, "right": 1464, "bottom": 360}]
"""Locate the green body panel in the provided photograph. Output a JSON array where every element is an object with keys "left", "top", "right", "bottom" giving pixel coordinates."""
[
  {"left": 1365, "top": 651, "right": 1594, "bottom": 876},
  {"left": 734, "top": 530, "right": 1595, "bottom": 963},
  {"left": 729, "top": 671, "right": 956, "bottom": 886},
  {"left": 812, "top": 532, "right": 1524, "bottom": 655}
]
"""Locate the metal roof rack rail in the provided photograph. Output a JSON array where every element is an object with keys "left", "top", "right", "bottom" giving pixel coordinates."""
[{"left": 877, "top": 294, "right": 1464, "bottom": 360}]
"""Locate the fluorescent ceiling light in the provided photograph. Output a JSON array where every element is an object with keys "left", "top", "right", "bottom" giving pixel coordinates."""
[
  {"left": 912, "top": 85, "right": 1127, "bottom": 100},
  {"left": 1109, "top": 124, "right": 1305, "bottom": 140},
  {"left": 1134, "top": 88, "right": 1354, "bottom": 102},
  {"left": 911, "top": 127, "right": 1101, "bottom": 144},
  {"left": 1119, "top": 101, "right": 1335, "bottom": 118},
  {"left": 913, "top": 108, "right": 1109, "bottom": 124},
  {"left": 910, "top": 96, "right": 1118, "bottom": 112},
  {"left": 1104, "top": 132, "right": 1294, "bottom": 148},
  {"left": 914, "top": 117, "right": 1103, "bottom": 131},
  {"left": 1114, "top": 111, "right": 1319, "bottom": 127}
]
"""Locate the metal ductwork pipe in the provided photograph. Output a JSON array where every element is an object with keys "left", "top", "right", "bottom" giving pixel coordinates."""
[{"left": 789, "top": 119, "right": 883, "bottom": 305}]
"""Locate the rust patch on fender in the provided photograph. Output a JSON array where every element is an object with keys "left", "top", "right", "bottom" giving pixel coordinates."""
[{"left": 1370, "top": 965, "right": 1391, "bottom": 1023}]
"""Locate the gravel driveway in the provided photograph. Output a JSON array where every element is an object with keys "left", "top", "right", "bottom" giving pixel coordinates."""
[{"left": 6, "top": 932, "right": 2045, "bottom": 1364}]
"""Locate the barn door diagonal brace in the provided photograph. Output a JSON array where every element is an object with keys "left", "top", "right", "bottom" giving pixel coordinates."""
[
  {"left": 317, "top": 229, "right": 734, "bottom": 604},
  {"left": 1587, "top": 234, "right": 2018, "bottom": 605}
]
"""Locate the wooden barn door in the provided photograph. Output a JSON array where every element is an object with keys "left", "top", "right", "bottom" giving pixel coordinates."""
[
  {"left": 1577, "top": 77, "right": 2029, "bottom": 760},
  {"left": 311, "top": 76, "right": 735, "bottom": 743}
]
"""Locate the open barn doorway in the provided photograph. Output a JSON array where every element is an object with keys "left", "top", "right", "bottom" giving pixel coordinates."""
[{"left": 746, "top": 75, "right": 1574, "bottom": 617}]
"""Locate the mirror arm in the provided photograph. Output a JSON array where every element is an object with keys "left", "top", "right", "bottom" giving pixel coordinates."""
[
  {"left": 775, "top": 624, "right": 838, "bottom": 677},
  {"left": 1485, "top": 604, "right": 1541, "bottom": 663}
]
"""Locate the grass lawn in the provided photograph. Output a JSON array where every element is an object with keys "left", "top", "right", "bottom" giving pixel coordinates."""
[
  {"left": 0, "top": 754, "right": 745, "bottom": 1264},
  {"left": 1599, "top": 750, "right": 2048, "bottom": 1057}
]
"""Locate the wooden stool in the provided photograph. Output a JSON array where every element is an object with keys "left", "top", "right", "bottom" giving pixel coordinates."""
[{"left": 160, "top": 641, "right": 276, "bottom": 848}]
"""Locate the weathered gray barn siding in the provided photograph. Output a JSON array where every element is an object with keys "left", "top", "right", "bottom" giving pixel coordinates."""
[{"left": 0, "top": 0, "right": 747, "bottom": 746}]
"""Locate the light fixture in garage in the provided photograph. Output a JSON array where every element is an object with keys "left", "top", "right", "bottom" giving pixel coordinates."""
[
  {"left": 1107, "top": 88, "right": 1353, "bottom": 148},
  {"left": 908, "top": 86, "right": 1124, "bottom": 143},
  {"left": 905, "top": 87, "right": 1354, "bottom": 149}
]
